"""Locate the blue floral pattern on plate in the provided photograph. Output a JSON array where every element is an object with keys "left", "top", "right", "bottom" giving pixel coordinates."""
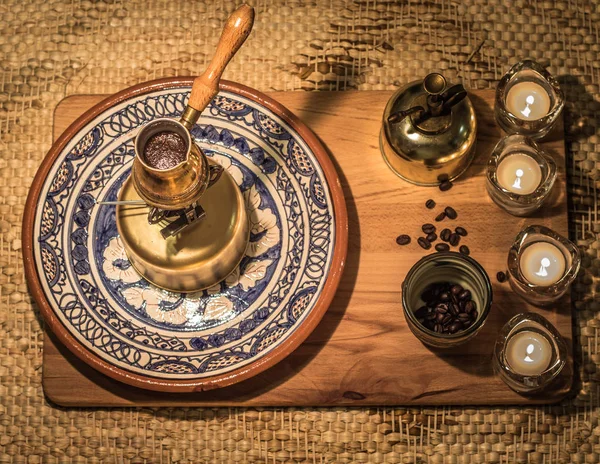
[{"left": 33, "top": 88, "right": 335, "bottom": 379}]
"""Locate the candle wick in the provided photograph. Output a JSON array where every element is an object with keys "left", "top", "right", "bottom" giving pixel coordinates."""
[
  {"left": 520, "top": 95, "right": 535, "bottom": 118},
  {"left": 535, "top": 257, "right": 551, "bottom": 278},
  {"left": 512, "top": 168, "right": 524, "bottom": 189}
]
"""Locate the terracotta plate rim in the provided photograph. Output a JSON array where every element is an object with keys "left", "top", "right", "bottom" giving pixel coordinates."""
[{"left": 23, "top": 77, "right": 349, "bottom": 392}]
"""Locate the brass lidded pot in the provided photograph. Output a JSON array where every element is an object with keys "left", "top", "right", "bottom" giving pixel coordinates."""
[
  {"left": 116, "top": 5, "right": 255, "bottom": 293},
  {"left": 380, "top": 73, "right": 477, "bottom": 186}
]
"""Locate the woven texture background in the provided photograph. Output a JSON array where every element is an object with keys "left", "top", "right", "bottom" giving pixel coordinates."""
[{"left": 1, "top": 0, "right": 599, "bottom": 462}]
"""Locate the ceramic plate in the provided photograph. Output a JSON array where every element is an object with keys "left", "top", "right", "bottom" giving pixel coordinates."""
[{"left": 23, "top": 79, "right": 347, "bottom": 392}]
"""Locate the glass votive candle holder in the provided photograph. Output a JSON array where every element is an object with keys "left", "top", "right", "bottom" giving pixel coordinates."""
[
  {"left": 486, "top": 135, "right": 557, "bottom": 216},
  {"left": 493, "top": 312, "right": 567, "bottom": 393},
  {"left": 507, "top": 225, "right": 581, "bottom": 306},
  {"left": 402, "top": 252, "right": 493, "bottom": 349},
  {"left": 495, "top": 60, "right": 564, "bottom": 140}
]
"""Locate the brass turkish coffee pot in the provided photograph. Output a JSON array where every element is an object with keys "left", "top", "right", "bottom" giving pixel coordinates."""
[
  {"left": 116, "top": 4, "right": 254, "bottom": 293},
  {"left": 380, "top": 73, "right": 477, "bottom": 185}
]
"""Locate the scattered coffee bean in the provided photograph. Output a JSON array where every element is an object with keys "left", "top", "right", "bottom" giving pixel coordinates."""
[
  {"left": 455, "top": 226, "right": 468, "bottom": 236},
  {"left": 444, "top": 206, "right": 457, "bottom": 219},
  {"left": 439, "top": 180, "right": 453, "bottom": 191},
  {"left": 449, "top": 233, "right": 460, "bottom": 246},
  {"left": 435, "top": 243, "right": 450, "bottom": 252},
  {"left": 417, "top": 237, "right": 431, "bottom": 250},
  {"left": 396, "top": 234, "right": 411, "bottom": 245},
  {"left": 459, "top": 245, "right": 470, "bottom": 256},
  {"left": 435, "top": 212, "right": 446, "bottom": 222},
  {"left": 425, "top": 199, "right": 436, "bottom": 209},
  {"left": 440, "top": 228, "right": 451, "bottom": 242},
  {"left": 426, "top": 232, "right": 438, "bottom": 242},
  {"left": 496, "top": 271, "right": 507, "bottom": 283},
  {"left": 422, "top": 223, "right": 436, "bottom": 234}
]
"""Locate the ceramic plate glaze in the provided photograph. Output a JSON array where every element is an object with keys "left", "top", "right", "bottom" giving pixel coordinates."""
[{"left": 23, "top": 79, "right": 347, "bottom": 392}]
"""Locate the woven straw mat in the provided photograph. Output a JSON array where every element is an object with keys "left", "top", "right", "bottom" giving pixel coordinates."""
[{"left": 1, "top": 0, "right": 599, "bottom": 462}]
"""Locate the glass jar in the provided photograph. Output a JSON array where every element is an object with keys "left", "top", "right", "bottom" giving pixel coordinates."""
[
  {"left": 486, "top": 135, "right": 557, "bottom": 216},
  {"left": 493, "top": 312, "right": 567, "bottom": 393},
  {"left": 507, "top": 225, "right": 581, "bottom": 306},
  {"left": 402, "top": 252, "right": 493, "bottom": 348},
  {"left": 495, "top": 60, "right": 564, "bottom": 140}
]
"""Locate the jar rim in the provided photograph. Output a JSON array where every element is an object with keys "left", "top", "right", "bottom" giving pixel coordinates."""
[{"left": 401, "top": 252, "right": 493, "bottom": 340}]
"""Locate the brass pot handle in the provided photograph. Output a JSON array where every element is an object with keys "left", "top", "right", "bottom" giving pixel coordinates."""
[
  {"left": 207, "top": 164, "right": 224, "bottom": 188},
  {"left": 181, "top": 4, "right": 255, "bottom": 129}
]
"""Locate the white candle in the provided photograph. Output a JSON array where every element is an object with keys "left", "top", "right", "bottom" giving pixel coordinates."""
[
  {"left": 506, "top": 330, "right": 552, "bottom": 376},
  {"left": 496, "top": 153, "right": 542, "bottom": 195},
  {"left": 519, "top": 242, "right": 566, "bottom": 286},
  {"left": 506, "top": 82, "right": 551, "bottom": 121}
]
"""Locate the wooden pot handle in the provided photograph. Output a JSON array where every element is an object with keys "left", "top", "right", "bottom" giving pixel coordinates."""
[{"left": 188, "top": 4, "right": 254, "bottom": 113}]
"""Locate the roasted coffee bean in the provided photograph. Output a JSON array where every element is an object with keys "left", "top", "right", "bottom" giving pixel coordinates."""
[
  {"left": 444, "top": 206, "right": 457, "bottom": 219},
  {"left": 442, "top": 314, "right": 453, "bottom": 326},
  {"left": 455, "top": 226, "right": 468, "bottom": 236},
  {"left": 449, "top": 233, "right": 460, "bottom": 246},
  {"left": 426, "top": 232, "right": 438, "bottom": 242},
  {"left": 422, "top": 223, "right": 436, "bottom": 234},
  {"left": 435, "top": 303, "right": 448, "bottom": 313},
  {"left": 435, "top": 211, "right": 446, "bottom": 222},
  {"left": 425, "top": 199, "right": 436, "bottom": 209},
  {"left": 451, "top": 284, "right": 463, "bottom": 295},
  {"left": 458, "top": 289, "right": 471, "bottom": 301},
  {"left": 440, "top": 228, "right": 452, "bottom": 242},
  {"left": 448, "top": 322, "right": 463, "bottom": 334},
  {"left": 459, "top": 245, "right": 470, "bottom": 256},
  {"left": 434, "top": 324, "right": 441, "bottom": 333},
  {"left": 426, "top": 311, "right": 437, "bottom": 321},
  {"left": 496, "top": 271, "right": 507, "bottom": 283},
  {"left": 417, "top": 237, "right": 431, "bottom": 250},
  {"left": 464, "top": 300, "right": 475, "bottom": 313},
  {"left": 439, "top": 180, "right": 453, "bottom": 191},
  {"left": 472, "top": 310, "right": 479, "bottom": 320},
  {"left": 457, "top": 312, "right": 471, "bottom": 322},
  {"left": 396, "top": 234, "right": 411, "bottom": 245},
  {"left": 435, "top": 243, "right": 450, "bottom": 252},
  {"left": 463, "top": 319, "right": 473, "bottom": 328},
  {"left": 436, "top": 312, "right": 445, "bottom": 323},
  {"left": 439, "top": 292, "right": 450, "bottom": 302},
  {"left": 450, "top": 303, "right": 460, "bottom": 316}
]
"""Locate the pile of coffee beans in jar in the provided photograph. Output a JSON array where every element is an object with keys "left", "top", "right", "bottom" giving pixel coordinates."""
[{"left": 414, "top": 282, "right": 478, "bottom": 334}]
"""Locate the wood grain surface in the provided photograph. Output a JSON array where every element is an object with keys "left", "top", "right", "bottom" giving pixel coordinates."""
[{"left": 43, "top": 89, "right": 573, "bottom": 407}]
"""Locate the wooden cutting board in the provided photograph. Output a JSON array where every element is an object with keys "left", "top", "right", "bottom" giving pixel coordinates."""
[{"left": 42, "top": 90, "right": 573, "bottom": 407}]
